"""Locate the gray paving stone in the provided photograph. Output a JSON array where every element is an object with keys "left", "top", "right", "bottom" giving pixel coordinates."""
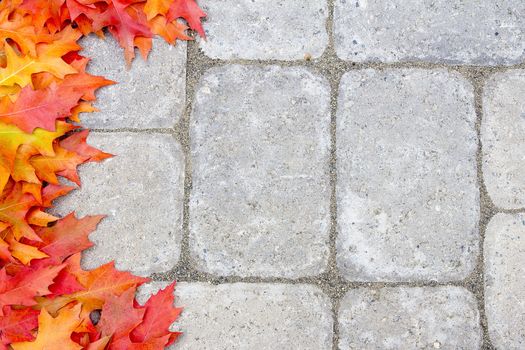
[
  {"left": 137, "top": 282, "right": 333, "bottom": 350},
  {"left": 54, "top": 133, "right": 184, "bottom": 276},
  {"left": 81, "top": 35, "right": 186, "bottom": 129},
  {"left": 336, "top": 69, "right": 479, "bottom": 282},
  {"left": 484, "top": 213, "right": 525, "bottom": 349},
  {"left": 338, "top": 287, "right": 482, "bottom": 350},
  {"left": 189, "top": 65, "right": 331, "bottom": 278},
  {"left": 482, "top": 70, "right": 525, "bottom": 209},
  {"left": 334, "top": 0, "right": 525, "bottom": 65},
  {"left": 198, "top": 0, "right": 328, "bottom": 60}
]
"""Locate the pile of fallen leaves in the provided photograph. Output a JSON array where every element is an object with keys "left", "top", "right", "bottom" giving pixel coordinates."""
[{"left": 0, "top": 0, "right": 205, "bottom": 348}]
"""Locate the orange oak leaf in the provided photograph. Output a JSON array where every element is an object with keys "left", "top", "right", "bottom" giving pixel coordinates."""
[
  {"left": 30, "top": 143, "right": 88, "bottom": 185},
  {"left": 10, "top": 304, "right": 83, "bottom": 350},
  {"left": 0, "top": 0, "right": 206, "bottom": 347},
  {"left": 60, "top": 130, "right": 113, "bottom": 162},
  {"left": 5, "top": 234, "right": 48, "bottom": 265},
  {"left": 0, "top": 83, "right": 83, "bottom": 133},
  {"left": 38, "top": 261, "right": 149, "bottom": 315},
  {"left": 0, "top": 182, "right": 40, "bottom": 241}
]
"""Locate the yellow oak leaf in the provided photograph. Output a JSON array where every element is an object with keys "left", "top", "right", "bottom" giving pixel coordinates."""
[{"left": 11, "top": 304, "right": 83, "bottom": 350}]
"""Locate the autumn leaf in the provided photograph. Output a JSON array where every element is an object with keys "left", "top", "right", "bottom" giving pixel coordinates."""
[
  {"left": 0, "top": 264, "right": 64, "bottom": 311},
  {"left": 168, "top": 0, "right": 206, "bottom": 38},
  {"left": 0, "top": 83, "right": 83, "bottom": 133},
  {"left": 38, "top": 261, "right": 149, "bottom": 315},
  {"left": 131, "top": 282, "right": 182, "bottom": 346},
  {"left": 99, "top": 288, "right": 145, "bottom": 342},
  {"left": 11, "top": 304, "right": 83, "bottom": 350},
  {"left": 0, "top": 306, "right": 38, "bottom": 346},
  {"left": 35, "top": 213, "right": 103, "bottom": 264},
  {"left": 0, "top": 0, "right": 205, "bottom": 347}
]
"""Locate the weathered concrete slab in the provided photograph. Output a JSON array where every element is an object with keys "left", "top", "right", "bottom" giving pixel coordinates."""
[
  {"left": 198, "top": 0, "right": 329, "bottom": 60},
  {"left": 336, "top": 69, "right": 479, "bottom": 282},
  {"left": 189, "top": 64, "right": 331, "bottom": 278},
  {"left": 338, "top": 287, "right": 481, "bottom": 349},
  {"left": 81, "top": 36, "right": 186, "bottom": 129},
  {"left": 54, "top": 133, "right": 185, "bottom": 276},
  {"left": 138, "top": 282, "right": 333, "bottom": 350},
  {"left": 484, "top": 213, "right": 525, "bottom": 349},
  {"left": 482, "top": 70, "right": 525, "bottom": 209},
  {"left": 334, "top": 0, "right": 525, "bottom": 65}
]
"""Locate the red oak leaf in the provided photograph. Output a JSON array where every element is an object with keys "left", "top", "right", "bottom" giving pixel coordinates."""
[{"left": 0, "top": 306, "right": 38, "bottom": 346}]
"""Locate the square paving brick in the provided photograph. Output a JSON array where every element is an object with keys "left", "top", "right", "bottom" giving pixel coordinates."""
[
  {"left": 54, "top": 133, "right": 185, "bottom": 276},
  {"left": 336, "top": 69, "right": 479, "bottom": 282},
  {"left": 482, "top": 70, "right": 525, "bottom": 209},
  {"left": 484, "top": 213, "right": 525, "bottom": 349},
  {"left": 334, "top": 0, "right": 525, "bottom": 65},
  {"left": 338, "top": 287, "right": 481, "bottom": 350},
  {"left": 189, "top": 65, "right": 331, "bottom": 278},
  {"left": 138, "top": 282, "right": 333, "bottom": 350},
  {"left": 198, "top": 0, "right": 328, "bottom": 60},
  {"left": 80, "top": 35, "right": 186, "bottom": 129}
]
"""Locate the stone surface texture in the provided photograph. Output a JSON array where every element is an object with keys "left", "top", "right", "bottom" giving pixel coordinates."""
[
  {"left": 138, "top": 282, "right": 333, "bottom": 350},
  {"left": 198, "top": 0, "right": 329, "bottom": 60},
  {"left": 67, "top": 0, "right": 525, "bottom": 347},
  {"left": 334, "top": 0, "right": 525, "bottom": 65},
  {"left": 484, "top": 213, "right": 525, "bottom": 349},
  {"left": 338, "top": 287, "right": 482, "bottom": 350},
  {"left": 81, "top": 35, "right": 186, "bottom": 129},
  {"left": 336, "top": 69, "right": 479, "bottom": 282},
  {"left": 482, "top": 70, "right": 525, "bottom": 209},
  {"left": 54, "top": 133, "right": 185, "bottom": 276},
  {"left": 189, "top": 65, "right": 331, "bottom": 278}
]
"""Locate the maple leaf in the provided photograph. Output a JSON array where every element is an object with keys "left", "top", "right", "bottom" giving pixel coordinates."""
[
  {"left": 0, "top": 306, "right": 38, "bottom": 346},
  {"left": 10, "top": 304, "right": 83, "bottom": 350}
]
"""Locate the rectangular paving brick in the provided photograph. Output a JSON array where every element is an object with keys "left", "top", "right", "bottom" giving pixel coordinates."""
[
  {"left": 189, "top": 65, "right": 331, "bottom": 278},
  {"left": 81, "top": 36, "right": 186, "bottom": 129},
  {"left": 336, "top": 69, "right": 479, "bottom": 282},
  {"left": 54, "top": 133, "right": 185, "bottom": 276},
  {"left": 198, "top": 0, "right": 328, "bottom": 60},
  {"left": 484, "top": 213, "right": 525, "bottom": 349},
  {"left": 334, "top": 0, "right": 525, "bottom": 65},
  {"left": 138, "top": 282, "right": 333, "bottom": 350},
  {"left": 482, "top": 70, "right": 525, "bottom": 209},
  {"left": 338, "top": 287, "right": 481, "bottom": 349}
]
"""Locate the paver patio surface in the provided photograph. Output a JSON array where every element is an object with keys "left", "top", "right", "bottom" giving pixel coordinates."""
[{"left": 57, "top": 0, "right": 525, "bottom": 348}]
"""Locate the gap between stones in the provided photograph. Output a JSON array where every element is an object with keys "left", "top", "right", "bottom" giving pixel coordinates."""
[{"left": 91, "top": 4, "right": 525, "bottom": 350}]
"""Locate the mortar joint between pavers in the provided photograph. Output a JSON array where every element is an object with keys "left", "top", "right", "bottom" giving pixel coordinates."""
[{"left": 90, "top": 12, "right": 525, "bottom": 349}]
